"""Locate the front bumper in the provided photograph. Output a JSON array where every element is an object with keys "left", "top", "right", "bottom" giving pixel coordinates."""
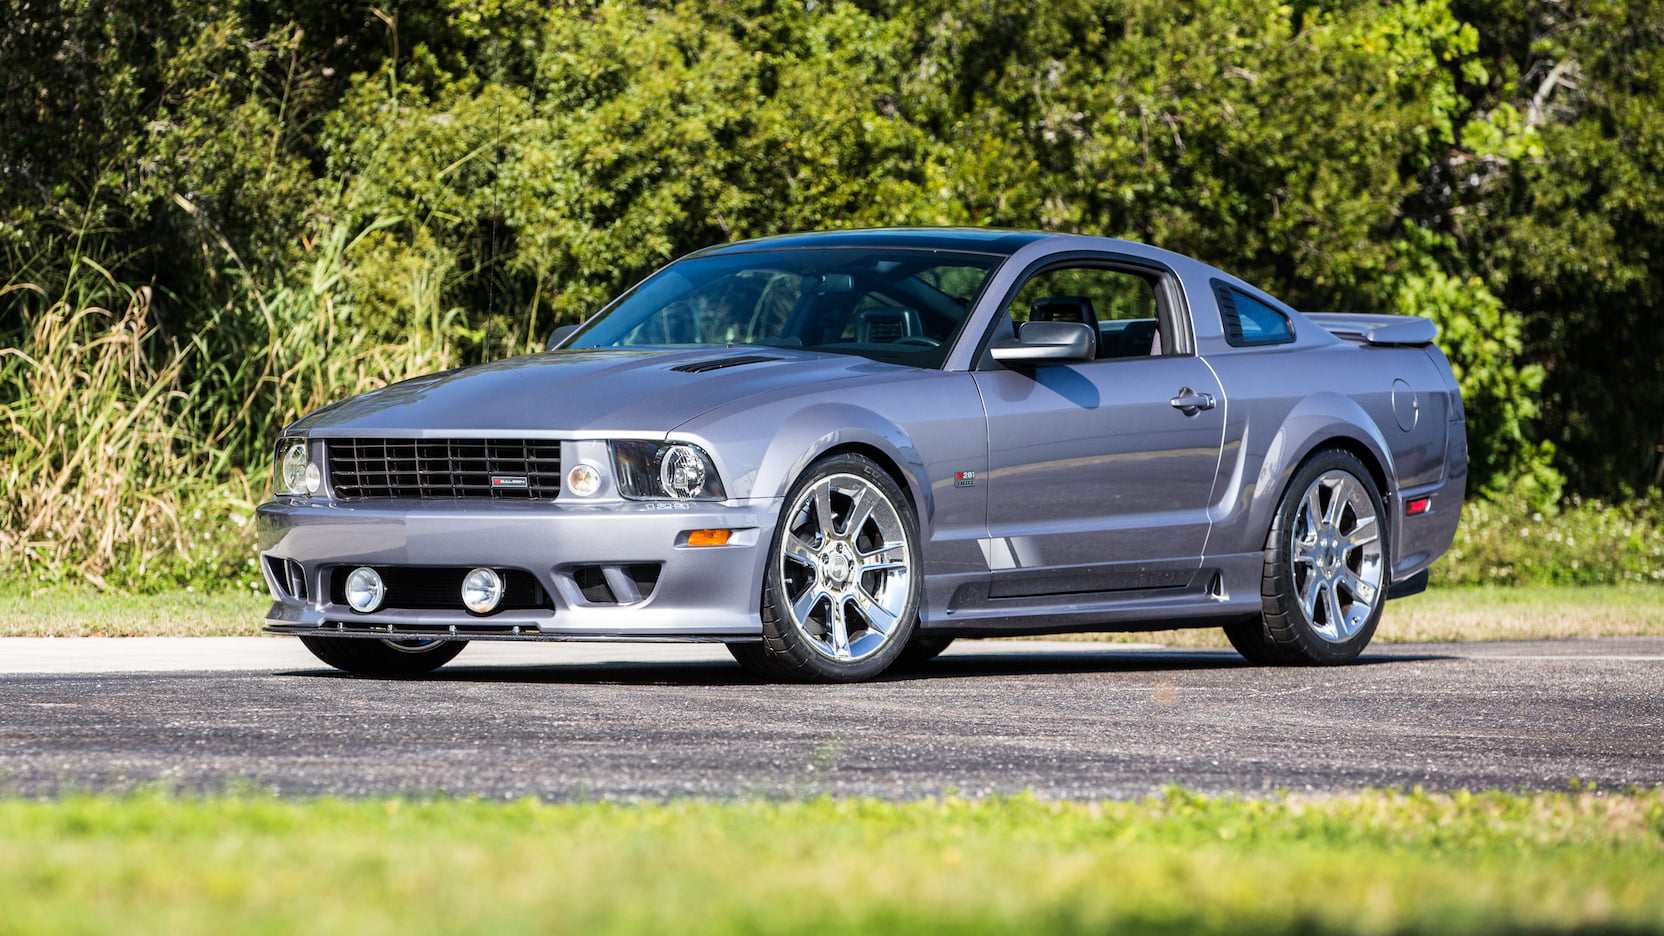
[{"left": 256, "top": 497, "right": 776, "bottom": 641}]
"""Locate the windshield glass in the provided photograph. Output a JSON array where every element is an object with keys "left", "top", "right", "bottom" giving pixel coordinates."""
[{"left": 565, "top": 247, "right": 1000, "bottom": 368}]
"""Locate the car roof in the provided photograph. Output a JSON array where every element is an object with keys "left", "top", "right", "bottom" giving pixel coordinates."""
[{"left": 687, "top": 227, "right": 1055, "bottom": 258}]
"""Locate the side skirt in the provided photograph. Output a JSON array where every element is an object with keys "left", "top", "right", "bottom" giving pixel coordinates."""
[{"left": 920, "top": 551, "right": 1265, "bottom": 638}]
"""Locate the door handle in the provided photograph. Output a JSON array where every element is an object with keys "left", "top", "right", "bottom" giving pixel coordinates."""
[{"left": 1170, "top": 389, "right": 1216, "bottom": 413}]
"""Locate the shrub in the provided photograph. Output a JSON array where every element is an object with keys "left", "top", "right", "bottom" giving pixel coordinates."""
[{"left": 1436, "top": 493, "right": 1664, "bottom": 587}]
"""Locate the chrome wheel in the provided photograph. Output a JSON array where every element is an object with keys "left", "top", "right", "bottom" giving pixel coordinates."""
[
  {"left": 777, "top": 472, "right": 913, "bottom": 662},
  {"left": 1288, "top": 469, "right": 1384, "bottom": 643}
]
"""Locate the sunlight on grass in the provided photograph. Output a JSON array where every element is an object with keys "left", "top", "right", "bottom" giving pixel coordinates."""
[
  {"left": 0, "top": 790, "right": 1659, "bottom": 935},
  {"left": 0, "top": 589, "right": 267, "bottom": 637}
]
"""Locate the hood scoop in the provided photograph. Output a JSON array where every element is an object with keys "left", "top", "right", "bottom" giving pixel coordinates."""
[{"left": 669, "top": 354, "right": 782, "bottom": 374}]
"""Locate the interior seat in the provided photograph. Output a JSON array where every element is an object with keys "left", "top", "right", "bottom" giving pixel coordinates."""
[
  {"left": 1116, "top": 319, "right": 1159, "bottom": 358},
  {"left": 852, "top": 305, "right": 922, "bottom": 343},
  {"left": 1028, "top": 296, "right": 1101, "bottom": 357}
]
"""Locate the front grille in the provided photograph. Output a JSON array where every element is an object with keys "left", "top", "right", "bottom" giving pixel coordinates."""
[{"left": 326, "top": 438, "right": 561, "bottom": 500}]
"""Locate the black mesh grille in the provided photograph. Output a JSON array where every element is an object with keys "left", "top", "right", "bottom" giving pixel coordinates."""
[{"left": 325, "top": 439, "right": 562, "bottom": 500}]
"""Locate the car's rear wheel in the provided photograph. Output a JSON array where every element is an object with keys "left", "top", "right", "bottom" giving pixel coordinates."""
[
  {"left": 1225, "top": 448, "right": 1387, "bottom": 666},
  {"left": 742, "top": 453, "right": 921, "bottom": 682},
  {"left": 299, "top": 635, "right": 467, "bottom": 675}
]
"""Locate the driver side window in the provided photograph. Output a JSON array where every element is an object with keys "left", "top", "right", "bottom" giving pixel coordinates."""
[{"left": 1006, "top": 265, "right": 1166, "bottom": 359}]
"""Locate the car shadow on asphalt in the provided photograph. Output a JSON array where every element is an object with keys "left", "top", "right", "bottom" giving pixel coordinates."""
[{"left": 275, "top": 648, "right": 1455, "bottom": 687}]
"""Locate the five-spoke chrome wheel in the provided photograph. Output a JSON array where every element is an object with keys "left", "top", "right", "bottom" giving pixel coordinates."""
[
  {"left": 778, "top": 472, "right": 913, "bottom": 662},
  {"left": 1288, "top": 469, "right": 1384, "bottom": 643}
]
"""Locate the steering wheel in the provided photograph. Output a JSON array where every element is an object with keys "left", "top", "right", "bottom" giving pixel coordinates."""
[{"left": 893, "top": 336, "right": 942, "bottom": 348}]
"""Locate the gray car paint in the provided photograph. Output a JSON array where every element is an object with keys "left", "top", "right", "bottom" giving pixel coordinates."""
[{"left": 257, "top": 229, "right": 1465, "bottom": 643}]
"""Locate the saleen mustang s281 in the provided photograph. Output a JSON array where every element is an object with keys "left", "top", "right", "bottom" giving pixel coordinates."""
[{"left": 257, "top": 228, "right": 1466, "bottom": 681}]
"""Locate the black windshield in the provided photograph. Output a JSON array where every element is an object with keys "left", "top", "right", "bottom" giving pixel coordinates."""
[{"left": 565, "top": 248, "right": 999, "bottom": 368}]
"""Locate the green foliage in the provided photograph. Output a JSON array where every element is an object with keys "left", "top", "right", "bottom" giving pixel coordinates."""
[
  {"left": 1385, "top": 226, "right": 1561, "bottom": 503},
  {"left": 1, "top": 790, "right": 1662, "bottom": 934},
  {"left": 1439, "top": 493, "right": 1664, "bottom": 587},
  {"left": 3, "top": 0, "right": 1664, "bottom": 584},
  {"left": 1449, "top": 0, "right": 1664, "bottom": 495}
]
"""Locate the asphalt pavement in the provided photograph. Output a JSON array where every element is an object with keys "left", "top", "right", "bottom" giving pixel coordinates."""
[{"left": 1, "top": 636, "right": 1659, "bottom": 798}]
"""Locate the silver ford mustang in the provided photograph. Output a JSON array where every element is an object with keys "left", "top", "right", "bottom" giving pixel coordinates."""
[{"left": 258, "top": 228, "right": 1466, "bottom": 681}]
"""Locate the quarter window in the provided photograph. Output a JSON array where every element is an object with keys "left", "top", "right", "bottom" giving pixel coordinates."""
[{"left": 1214, "top": 282, "right": 1295, "bottom": 347}]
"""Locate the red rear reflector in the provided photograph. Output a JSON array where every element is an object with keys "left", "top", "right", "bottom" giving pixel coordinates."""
[{"left": 1406, "top": 497, "right": 1431, "bottom": 516}]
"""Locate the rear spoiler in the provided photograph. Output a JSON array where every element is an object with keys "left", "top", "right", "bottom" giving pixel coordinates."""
[{"left": 1305, "top": 313, "right": 1438, "bottom": 347}]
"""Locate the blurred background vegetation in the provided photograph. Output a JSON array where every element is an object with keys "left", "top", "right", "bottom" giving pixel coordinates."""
[{"left": 2, "top": 0, "right": 1661, "bottom": 593}]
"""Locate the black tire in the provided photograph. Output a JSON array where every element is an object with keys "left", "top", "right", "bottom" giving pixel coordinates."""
[
  {"left": 1225, "top": 448, "right": 1388, "bottom": 666},
  {"left": 726, "top": 641, "right": 800, "bottom": 679},
  {"left": 299, "top": 635, "right": 467, "bottom": 675},
  {"left": 894, "top": 635, "right": 954, "bottom": 668},
  {"left": 749, "top": 453, "right": 923, "bottom": 683}
]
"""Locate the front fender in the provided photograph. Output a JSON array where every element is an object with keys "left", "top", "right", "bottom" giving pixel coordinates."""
[{"left": 754, "top": 403, "right": 931, "bottom": 521}]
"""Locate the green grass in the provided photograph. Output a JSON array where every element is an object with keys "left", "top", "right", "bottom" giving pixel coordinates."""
[
  {"left": 0, "top": 588, "right": 267, "bottom": 637},
  {"left": 2, "top": 583, "right": 1661, "bottom": 642},
  {"left": 0, "top": 790, "right": 1659, "bottom": 934}
]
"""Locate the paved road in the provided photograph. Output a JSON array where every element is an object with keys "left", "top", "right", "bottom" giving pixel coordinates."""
[{"left": 2, "top": 637, "right": 1659, "bottom": 798}]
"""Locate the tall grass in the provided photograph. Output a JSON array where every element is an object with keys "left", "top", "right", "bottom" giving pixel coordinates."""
[
  {"left": 0, "top": 230, "right": 461, "bottom": 592},
  {"left": 0, "top": 268, "right": 209, "bottom": 586}
]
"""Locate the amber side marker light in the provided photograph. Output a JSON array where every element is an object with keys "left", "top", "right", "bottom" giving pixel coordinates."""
[
  {"left": 1405, "top": 497, "right": 1431, "bottom": 516},
  {"left": 686, "top": 529, "right": 732, "bottom": 547}
]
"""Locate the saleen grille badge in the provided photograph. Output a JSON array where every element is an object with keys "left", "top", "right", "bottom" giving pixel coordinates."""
[{"left": 491, "top": 476, "right": 530, "bottom": 488}]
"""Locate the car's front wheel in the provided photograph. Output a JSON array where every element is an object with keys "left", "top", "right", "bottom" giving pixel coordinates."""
[
  {"left": 894, "top": 635, "right": 954, "bottom": 668},
  {"left": 1225, "top": 448, "right": 1387, "bottom": 665},
  {"left": 737, "top": 453, "right": 922, "bottom": 682},
  {"left": 299, "top": 636, "right": 467, "bottom": 675}
]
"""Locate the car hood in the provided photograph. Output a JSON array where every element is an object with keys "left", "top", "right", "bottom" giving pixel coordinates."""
[{"left": 291, "top": 348, "right": 901, "bottom": 436}]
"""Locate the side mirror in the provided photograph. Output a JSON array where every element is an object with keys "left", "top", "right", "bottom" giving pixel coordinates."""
[
  {"left": 545, "top": 324, "right": 579, "bottom": 351},
  {"left": 990, "top": 320, "right": 1096, "bottom": 365}
]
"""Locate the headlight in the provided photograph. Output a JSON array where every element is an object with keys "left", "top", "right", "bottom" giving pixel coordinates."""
[
  {"left": 611, "top": 441, "right": 726, "bottom": 500},
  {"left": 274, "top": 438, "right": 311, "bottom": 495}
]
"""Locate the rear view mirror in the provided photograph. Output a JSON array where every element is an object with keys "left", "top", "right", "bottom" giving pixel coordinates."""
[
  {"left": 990, "top": 320, "right": 1095, "bottom": 365},
  {"left": 545, "top": 324, "right": 579, "bottom": 350},
  {"left": 804, "top": 273, "right": 854, "bottom": 295}
]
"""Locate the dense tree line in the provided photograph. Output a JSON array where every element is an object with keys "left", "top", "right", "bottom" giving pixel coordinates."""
[{"left": 4, "top": 0, "right": 1662, "bottom": 503}]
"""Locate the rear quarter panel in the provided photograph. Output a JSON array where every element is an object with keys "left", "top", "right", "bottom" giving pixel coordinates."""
[{"left": 1186, "top": 276, "right": 1461, "bottom": 582}]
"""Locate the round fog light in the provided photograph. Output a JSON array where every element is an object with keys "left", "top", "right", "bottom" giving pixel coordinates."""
[
  {"left": 567, "top": 463, "right": 601, "bottom": 497},
  {"left": 345, "top": 566, "right": 384, "bottom": 613},
  {"left": 304, "top": 462, "right": 322, "bottom": 494},
  {"left": 462, "top": 567, "right": 504, "bottom": 614}
]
